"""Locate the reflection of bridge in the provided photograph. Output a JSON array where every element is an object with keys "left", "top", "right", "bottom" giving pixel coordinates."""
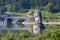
[{"left": 0, "top": 25, "right": 31, "bottom": 30}]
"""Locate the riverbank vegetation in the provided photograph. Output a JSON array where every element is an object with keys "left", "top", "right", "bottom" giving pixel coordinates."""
[{"left": 0, "top": 25, "right": 60, "bottom": 40}]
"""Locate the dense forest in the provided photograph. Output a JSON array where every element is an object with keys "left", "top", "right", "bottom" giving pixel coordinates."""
[{"left": 0, "top": 0, "right": 60, "bottom": 14}]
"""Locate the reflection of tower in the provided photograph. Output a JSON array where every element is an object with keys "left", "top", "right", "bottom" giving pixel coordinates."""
[{"left": 33, "top": 10, "right": 42, "bottom": 34}]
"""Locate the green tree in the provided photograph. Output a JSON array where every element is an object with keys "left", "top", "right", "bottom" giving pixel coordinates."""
[{"left": 45, "top": 3, "right": 53, "bottom": 11}]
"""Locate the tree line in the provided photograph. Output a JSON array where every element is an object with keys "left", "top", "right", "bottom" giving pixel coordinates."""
[{"left": 0, "top": 0, "right": 60, "bottom": 14}]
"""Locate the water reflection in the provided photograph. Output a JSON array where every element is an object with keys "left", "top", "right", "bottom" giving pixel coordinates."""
[
  {"left": 17, "top": 23, "right": 26, "bottom": 28},
  {"left": 40, "top": 22, "right": 45, "bottom": 33},
  {"left": 6, "top": 23, "right": 14, "bottom": 28},
  {"left": 0, "top": 22, "right": 27, "bottom": 30}
]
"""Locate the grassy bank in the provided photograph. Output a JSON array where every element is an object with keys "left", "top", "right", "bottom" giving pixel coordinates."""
[
  {"left": 0, "top": 25, "right": 60, "bottom": 40},
  {"left": 41, "top": 11, "right": 60, "bottom": 21}
]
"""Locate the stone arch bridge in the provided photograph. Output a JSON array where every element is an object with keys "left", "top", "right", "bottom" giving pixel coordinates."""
[{"left": 1, "top": 16, "right": 29, "bottom": 24}]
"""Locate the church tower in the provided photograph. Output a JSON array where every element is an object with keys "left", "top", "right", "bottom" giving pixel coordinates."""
[{"left": 33, "top": 10, "right": 42, "bottom": 34}]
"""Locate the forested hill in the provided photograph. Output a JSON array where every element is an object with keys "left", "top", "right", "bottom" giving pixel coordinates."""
[{"left": 0, "top": 0, "right": 60, "bottom": 14}]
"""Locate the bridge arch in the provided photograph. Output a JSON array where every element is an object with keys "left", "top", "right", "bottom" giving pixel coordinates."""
[
  {"left": 17, "top": 18, "right": 26, "bottom": 23},
  {"left": 6, "top": 18, "right": 15, "bottom": 28},
  {"left": 7, "top": 18, "right": 14, "bottom": 24}
]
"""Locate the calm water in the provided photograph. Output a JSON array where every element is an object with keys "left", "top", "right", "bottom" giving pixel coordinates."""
[
  {"left": 0, "top": 23, "right": 29, "bottom": 30},
  {"left": 0, "top": 16, "right": 30, "bottom": 30}
]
